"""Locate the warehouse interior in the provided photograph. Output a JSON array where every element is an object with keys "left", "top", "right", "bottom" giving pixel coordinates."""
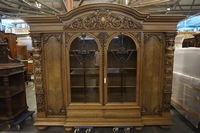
[{"left": 0, "top": 0, "right": 200, "bottom": 133}]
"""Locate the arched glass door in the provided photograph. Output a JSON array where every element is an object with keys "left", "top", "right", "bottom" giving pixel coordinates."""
[
  {"left": 69, "top": 34, "right": 99, "bottom": 103},
  {"left": 106, "top": 34, "right": 137, "bottom": 103}
]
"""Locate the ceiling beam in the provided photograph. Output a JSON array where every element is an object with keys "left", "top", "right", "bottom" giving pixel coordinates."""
[
  {"left": 132, "top": 0, "right": 172, "bottom": 8},
  {"left": 58, "top": 0, "right": 67, "bottom": 12},
  {"left": 78, "top": 0, "right": 84, "bottom": 6},
  {"left": 0, "top": 0, "right": 15, "bottom": 7},
  {"left": 0, "top": 11, "right": 32, "bottom": 16},
  {"left": 4, "top": 0, "right": 56, "bottom": 15},
  {"left": 35, "top": 0, "right": 62, "bottom": 14},
  {"left": 0, "top": 5, "right": 46, "bottom": 15}
]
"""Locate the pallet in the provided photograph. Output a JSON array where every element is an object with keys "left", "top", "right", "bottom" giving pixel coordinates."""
[{"left": 8, "top": 111, "right": 35, "bottom": 130}]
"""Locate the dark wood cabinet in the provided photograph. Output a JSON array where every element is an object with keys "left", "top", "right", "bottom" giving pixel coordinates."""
[
  {"left": 21, "top": 3, "right": 185, "bottom": 132},
  {"left": 0, "top": 37, "right": 28, "bottom": 123},
  {"left": 194, "top": 33, "right": 200, "bottom": 47},
  {"left": 4, "top": 33, "right": 17, "bottom": 59},
  {"left": 182, "top": 33, "right": 200, "bottom": 47},
  {"left": 182, "top": 38, "right": 196, "bottom": 47}
]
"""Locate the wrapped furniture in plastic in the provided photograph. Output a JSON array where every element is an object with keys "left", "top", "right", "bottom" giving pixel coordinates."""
[{"left": 172, "top": 48, "right": 200, "bottom": 128}]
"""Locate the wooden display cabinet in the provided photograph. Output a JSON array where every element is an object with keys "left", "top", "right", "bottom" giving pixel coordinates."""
[
  {"left": 0, "top": 38, "right": 28, "bottom": 123},
  {"left": 182, "top": 33, "right": 200, "bottom": 48},
  {"left": 21, "top": 3, "right": 185, "bottom": 132},
  {"left": 182, "top": 37, "right": 196, "bottom": 47}
]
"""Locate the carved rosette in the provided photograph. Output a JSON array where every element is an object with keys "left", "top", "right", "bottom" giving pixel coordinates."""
[
  {"left": 64, "top": 9, "right": 143, "bottom": 30},
  {"left": 162, "top": 32, "right": 176, "bottom": 112},
  {"left": 144, "top": 33, "right": 164, "bottom": 44},
  {"left": 30, "top": 33, "right": 45, "bottom": 112}
]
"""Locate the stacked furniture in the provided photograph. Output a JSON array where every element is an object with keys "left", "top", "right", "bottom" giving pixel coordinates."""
[
  {"left": 182, "top": 33, "right": 200, "bottom": 47},
  {"left": 21, "top": 3, "right": 184, "bottom": 132},
  {"left": 172, "top": 47, "right": 200, "bottom": 128}
]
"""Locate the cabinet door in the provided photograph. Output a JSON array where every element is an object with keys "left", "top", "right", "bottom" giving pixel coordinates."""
[
  {"left": 69, "top": 35, "right": 100, "bottom": 103},
  {"left": 142, "top": 34, "right": 163, "bottom": 114},
  {"left": 44, "top": 36, "right": 64, "bottom": 115},
  {"left": 106, "top": 35, "right": 137, "bottom": 103}
]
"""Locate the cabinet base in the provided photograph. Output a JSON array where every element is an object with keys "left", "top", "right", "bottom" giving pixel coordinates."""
[
  {"left": 135, "top": 126, "right": 143, "bottom": 131},
  {"left": 36, "top": 126, "right": 48, "bottom": 130},
  {"left": 160, "top": 125, "right": 170, "bottom": 129},
  {"left": 65, "top": 127, "right": 73, "bottom": 132}
]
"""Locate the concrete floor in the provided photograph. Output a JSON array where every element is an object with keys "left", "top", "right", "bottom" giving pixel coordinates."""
[{"left": 0, "top": 82, "right": 200, "bottom": 133}]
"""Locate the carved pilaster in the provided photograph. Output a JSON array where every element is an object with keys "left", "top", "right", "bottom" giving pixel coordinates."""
[
  {"left": 97, "top": 32, "right": 108, "bottom": 105},
  {"left": 65, "top": 33, "right": 71, "bottom": 47},
  {"left": 30, "top": 33, "right": 45, "bottom": 112},
  {"left": 162, "top": 32, "right": 176, "bottom": 112},
  {"left": 97, "top": 32, "right": 109, "bottom": 47}
]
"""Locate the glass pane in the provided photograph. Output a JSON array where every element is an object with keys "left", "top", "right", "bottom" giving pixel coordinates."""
[
  {"left": 70, "top": 36, "right": 99, "bottom": 103},
  {"left": 107, "top": 35, "right": 137, "bottom": 103}
]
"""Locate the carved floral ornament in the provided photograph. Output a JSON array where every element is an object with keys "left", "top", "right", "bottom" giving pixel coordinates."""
[{"left": 63, "top": 9, "right": 143, "bottom": 30}]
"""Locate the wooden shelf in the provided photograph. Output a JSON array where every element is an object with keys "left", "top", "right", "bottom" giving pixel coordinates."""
[
  {"left": 71, "top": 86, "right": 99, "bottom": 88},
  {"left": 107, "top": 86, "right": 136, "bottom": 88}
]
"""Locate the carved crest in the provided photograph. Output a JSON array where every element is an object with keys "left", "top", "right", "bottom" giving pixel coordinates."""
[{"left": 64, "top": 9, "right": 143, "bottom": 30}]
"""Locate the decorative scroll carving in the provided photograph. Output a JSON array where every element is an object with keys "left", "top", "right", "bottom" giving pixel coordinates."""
[
  {"left": 162, "top": 32, "right": 176, "bottom": 112},
  {"left": 65, "top": 33, "right": 71, "bottom": 47},
  {"left": 97, "top": 32, "right": 109, "bottom": 47},
  {"left": 144, "top": 33, "right": 164, "bottom": 44},
  {"left": 30, "top": 33, "right": 45, "bottom": 112},
  {"left": 131, "top": 32, "right": 141, "bottom": 43},
  {"left": 48, "top": 106, "right": 66, "bottom": 115},
  {"left": 141, "top": 106, "right": 148, "bottom": 115},
  {"left": 0, "top": 67, "right": 24, "bottom": 75},
  {"left": 141, "top": 106, "right": 160, "bottom": 115},
  {"left": 48, "top": 107, "right": 54, "bottom": 115},
  {"left": 58, "top": 107, "right": 66, "bottom": 115},
  {"left": 64, "top": 9, "right": 143, "bottom": 30},
  {"left": 43, "top": 34, "right": 62, "bottom": 44}
]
